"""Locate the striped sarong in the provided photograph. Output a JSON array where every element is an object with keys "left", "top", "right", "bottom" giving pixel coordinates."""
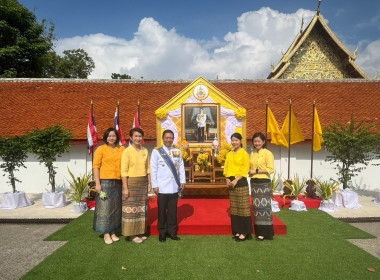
[
  {"left": 122, "top": 176, "right": 148, "bottom": 236},
  {"left": 93, "top": 179, "right": 122, "bottom": 233},
  {"left": 229, "top": 177, "right": 253, "bottom": 235},
  {"left": 251, "top": 178, "right": 274, "bottom": 238}
]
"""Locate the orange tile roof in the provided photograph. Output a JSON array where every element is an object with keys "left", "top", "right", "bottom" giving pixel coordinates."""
[{"left": 0, "top": 79, "right": 379, "bottom": 142}]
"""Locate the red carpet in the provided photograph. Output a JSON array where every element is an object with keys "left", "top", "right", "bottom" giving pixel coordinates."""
[
  {"left": 273, "top": 195, "right": 322, "bottom": 208},
  {"left": 147, "top": 197, "right": 287, "bottom": 235}
]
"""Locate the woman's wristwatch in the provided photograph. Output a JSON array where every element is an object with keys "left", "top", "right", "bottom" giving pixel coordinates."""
[{"left": 256, "top": 168, "right": 259, "bottom": 174}]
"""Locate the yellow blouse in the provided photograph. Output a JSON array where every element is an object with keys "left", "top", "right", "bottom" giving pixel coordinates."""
[
  {"left": 250, "top": 148, "right": 275, "bottom": 179},
  {"left": 121, "top": 145, "right": 150, "bottom": 177},
  {"left": 93, "top": 144, "right": 125, "bottom": 179},
  {"left": 223, "top": 148, "right": 250, "bottom": 178}
]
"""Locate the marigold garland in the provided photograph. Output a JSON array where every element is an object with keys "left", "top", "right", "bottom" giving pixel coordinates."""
[
  {"left": 155, "top": 108, "right": 168, "bottom": 120},
  {"left": 235, "top": 108, "right": 246, "bottom": 120}
]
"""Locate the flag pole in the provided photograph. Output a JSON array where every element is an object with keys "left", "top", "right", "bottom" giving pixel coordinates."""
[
  {"left": 311, "top": 101, "right": 315, "bottom": 179},
  {"left": 288, "top": 99, "right": 292, "bottom": 179},
  {"left": 90, "top": 100, "right": 94, "bottom": 179},
  {"left": 138, "top": 100, "right": 141, "bottom": 128},
  {"left": 265, "top": 101, "right": 268, "bottom": 142}
]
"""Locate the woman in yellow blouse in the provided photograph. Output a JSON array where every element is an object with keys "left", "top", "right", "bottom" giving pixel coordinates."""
[
  {"left": 121, "top": 128, "right": 151, "bottom": 244},
  {"left": 249, "top": 132, "right": 275, "bottom": 241},
  {"left": 93, "top": 128, "right": 125, "bottom": 244},
  {"left": 223, "top": 133, "right": 253, "bottom": 242}
]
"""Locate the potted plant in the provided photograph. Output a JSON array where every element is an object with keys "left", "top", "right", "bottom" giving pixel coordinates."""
[
  {"left": 284, "top": 175, "right": 307, "bottom": 211},
  {"left": 67, "top": 168, "right": 92, "bottom": 213},
  {"left": 323, "top": 114, "right": 380, "bottom": 208},
  {"left": 27, "top": 124, "right": 73, "bottom": 208},
  {"left": 0, "top": 135, "right": 33, "bottom": 209},
  {"left": 316, "top": 179, "right": 339, "bottom": 212},
  {"left": 270, "top": 172, "right": 282, "bottom": 212}
]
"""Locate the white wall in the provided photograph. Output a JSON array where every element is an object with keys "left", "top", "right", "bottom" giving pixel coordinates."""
[{"left": 0, "top": 144, "right": 379, "bottom": 193}]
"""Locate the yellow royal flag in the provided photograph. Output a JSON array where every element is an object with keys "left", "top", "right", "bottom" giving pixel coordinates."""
[
  {"left": 313, "top": 108, "right": 324, "bottom": 152},
  {"left": 267, "top": 107, "right": 288, "bottom": 147},
  {"left": 281, "top": 107, "right": 304, "bottom": 145}
]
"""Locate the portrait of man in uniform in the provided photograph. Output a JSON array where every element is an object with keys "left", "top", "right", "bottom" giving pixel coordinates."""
[{"left": 182, "top": 104, "right": 219, "bottom": 143}]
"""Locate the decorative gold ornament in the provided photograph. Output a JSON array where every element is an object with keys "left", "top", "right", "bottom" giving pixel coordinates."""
[
  {"left": 155, "top": 108, "right": 168, "bottom": 120},
  {"left": 193, "top": 84, "right": 209, "bottom": 100}
]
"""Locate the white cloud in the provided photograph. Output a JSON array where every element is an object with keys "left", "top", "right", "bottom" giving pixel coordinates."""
[
  {"left": 356, "top": 40, "right": 380, "bottom": 78},
  {"left": 56, "top": 7, "right": 348, "bottom": 80}
]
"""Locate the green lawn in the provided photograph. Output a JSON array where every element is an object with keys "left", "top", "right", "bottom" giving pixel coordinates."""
[{"left": 22, "top": 209, "right": 380, "bottom": 280}]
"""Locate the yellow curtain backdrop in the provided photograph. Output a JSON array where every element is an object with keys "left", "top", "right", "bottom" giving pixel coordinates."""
[{"left": 281, "top": 107, "right": 304, "bottom": 145}]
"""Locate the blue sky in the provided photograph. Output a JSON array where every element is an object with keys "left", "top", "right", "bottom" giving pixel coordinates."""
[{"left": 20, "top": 0, "right": 380, "bottom": 79}]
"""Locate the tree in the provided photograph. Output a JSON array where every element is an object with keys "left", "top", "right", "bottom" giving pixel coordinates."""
[
  {"left": 57, "top": 49, "right": 95, "bottom": 78},
  {"left": 0, "top": 0, "right": 55, "bottom": 77},
  {"left": 323, "top": 113, "right": 380, "bottom": 189},
  {"left": 0, "top": 135, "right": 29, "bottom": 192},
  {"left": 111, "top": 73, "right": 131, "bottom": 79},
  {"left": 27, "top": 124, "right": 73, "bottom": 192}
]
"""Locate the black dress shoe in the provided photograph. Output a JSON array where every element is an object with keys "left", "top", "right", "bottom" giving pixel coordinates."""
[
  {"left": 255, "top": 236, "right": 264, "bottom": 241},
  {"left": 159, "top": 235, "right": 166, "bottom": 242},
  {"left": 167, "top": 234, "right": 181, "bottom": 241}
]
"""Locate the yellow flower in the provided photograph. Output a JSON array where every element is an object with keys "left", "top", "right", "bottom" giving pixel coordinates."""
[
  {"left": 235, "top": 108, "right": 246, "bottom": 120},
  {"left": 155, "top": 108, "right": 168, "bottom": 120}
]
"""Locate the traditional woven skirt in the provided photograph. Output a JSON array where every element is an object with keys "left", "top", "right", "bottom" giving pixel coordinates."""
[
  {"left": 122, "top": 176, "right": 148, "bottom": 236},
  {"left": 228, "top": 176, "right": 253, "bottom": 235},
  {"left": 93, "top": 179, "right": 122, "bottom": 233},
  {"left": 251, "top": 178, "right": 274, "bottom": 239}
]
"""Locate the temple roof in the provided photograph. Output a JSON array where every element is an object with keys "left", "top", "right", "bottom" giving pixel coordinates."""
[
  {"left": 0, "top": 78, "right": 379, "bottom": 143},
  {"left": 268, "top": 11, "right": 369, "bottom": 80}
]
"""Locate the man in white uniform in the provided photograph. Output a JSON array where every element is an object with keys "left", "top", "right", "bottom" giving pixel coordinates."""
[
  {"left": 151, "top": 130, "right": 186, "bottom": 242},
  {"left": 196, "top": 108, "right": 207, "bottom": 142}
]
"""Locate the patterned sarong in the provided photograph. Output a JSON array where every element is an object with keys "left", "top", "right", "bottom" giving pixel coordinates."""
[
  {"left": 229, "top": 177, "right": 253, "bottom": 234},
  {"left": 122, "top": 176, "right": 148, "bottom": 236},
  {"left": 93, "top": 179, "right": 122, "bottom": 233},
  {"left": 251, "top": 178, "right": 274, "bottom": 238}
]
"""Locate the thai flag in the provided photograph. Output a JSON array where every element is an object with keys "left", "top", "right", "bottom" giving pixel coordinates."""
[
  {"left": 115, "top": 105, "right": 127, "bottom": 145},
  {"left": 130, "top": 102, "right": 145, "bottom": 145},
  {"left": 87, "top": 107, "right": 99, "bottom": 155}
]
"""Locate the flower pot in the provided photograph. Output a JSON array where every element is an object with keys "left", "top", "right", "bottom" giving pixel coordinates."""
[
  {"left": 289, "top": 200, "right": 307, "bottom": 212},
  {"left": 0, "top": 191, "right": 33, "bottom": 209},
  {"left": 340, "top": 189, "right": 362, "bottom": 209},
  {"left": 318, "top": 199, "right": 337, "bottom": 212},
  {"left": 374, "top": 191, "right": 380, "bottom": 205},
  {"left": 42, "top": 191, "right": 67, "bottom": 209},
  {"left": 271, "top": 199, "right": 280, "bottom": 213},
  {"left": 72, "top": 202, "right": 88, "bottom": 213}
]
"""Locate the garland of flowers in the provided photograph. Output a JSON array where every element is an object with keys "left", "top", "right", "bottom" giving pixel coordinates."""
[
  {"left": 216, "top": 142, "right": 233, "bottom": 164},
  {"left": 234, "top": 108, "right": 246, "bottom": 120},
  {"left": 155, "top": 108, "right": 168, "bottom": 120}
]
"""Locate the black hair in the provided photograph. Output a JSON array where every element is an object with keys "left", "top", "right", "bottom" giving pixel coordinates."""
[
  {"left": 230, "top": 132, "right": 243, "bottom": 148},
  {"left": 162, "top": 129, "right": 174, "bottom": 138},
  {"left": 103, "top": 128, "right": 120, "bottom": 145},
  {"left": 252, "top": 132, "right": 267, "bottom": 148},
  {"left": 129, "top": 127, "right": 144, "bottom": 137}
]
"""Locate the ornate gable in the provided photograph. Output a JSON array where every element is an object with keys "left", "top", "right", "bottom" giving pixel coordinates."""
[{"left": 268, "top": 10, "right": 369, "bottom": 80}]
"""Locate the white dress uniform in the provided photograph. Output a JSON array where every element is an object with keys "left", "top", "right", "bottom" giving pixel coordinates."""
[{"left": 150, "top": 145, "right": 186, "bottom": 193}]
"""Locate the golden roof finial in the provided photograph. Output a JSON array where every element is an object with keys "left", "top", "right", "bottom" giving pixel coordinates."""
[
  {"left": 300, "top": 16, "right": 305, "bottom": 33},
  {"left": 374, "top": 72, "right": 378, "bottom": 80},
  {"left": 317, "top": 0, "right": 322, "bottom": 15},
  {"left": 271, "top": 63, "right": 274, "bottom": 71},
  {"left": 281, "top": 50, "right": 285, "bottom": 57},
  {"left": 354, "top": 46, "right": 358, "bottom": 57}
]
